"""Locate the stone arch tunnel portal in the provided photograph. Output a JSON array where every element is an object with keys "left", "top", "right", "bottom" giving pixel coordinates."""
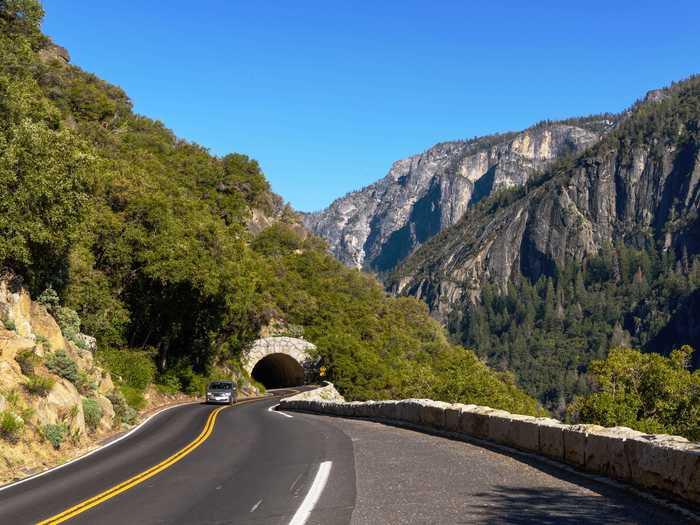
[
  {"left": 242, "top": 337, "right": 317, "bottom": 389},
  {"left": 251, "top": 352, "right": 305, "bottom": 388}
]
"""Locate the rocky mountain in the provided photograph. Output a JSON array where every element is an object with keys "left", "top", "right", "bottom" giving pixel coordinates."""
[
  {"left": 387, "top": 77, "right": 700, "bottom": 406},
  {"left": 304, "top": 119, "right": 611, "bottom": 272},
  {"left": 391, "top": 80, "right": 700, "bottom": 316}
]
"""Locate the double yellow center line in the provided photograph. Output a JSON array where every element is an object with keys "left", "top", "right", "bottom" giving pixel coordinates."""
[{"left": 37, "top": 398, "right": 261, "bottom": 524}]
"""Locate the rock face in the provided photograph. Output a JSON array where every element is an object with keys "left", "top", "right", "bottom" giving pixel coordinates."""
[
  {"left": 0, "top": 276, "right": 118, "bottom": 482},
  {"left": 304, "top": 121, "right": 606, "bottom": 272},
  {"left": 389, "top": 78, "right": 700, "bottom": 325}
]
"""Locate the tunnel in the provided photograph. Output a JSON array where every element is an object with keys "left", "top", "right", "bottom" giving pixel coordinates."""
[{"left": 251, "top": 352, "right": 305, "bottom": 388}]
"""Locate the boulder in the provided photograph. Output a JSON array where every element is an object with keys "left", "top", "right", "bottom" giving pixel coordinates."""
[
  {"left": 29, "top": 302, "right": 65, "bottom": 352},
  {"left": 65, "top": 340, "right": 93, "bottom": 371},
  {"left": 95, "top": 394, "right": 115, "bottom": 433},
  {"left": 0, "top": 358, "right": 25, "bottom": 390},
  {"left": 0, "top": 280, "right": 33, "bottom": 339},
  {"left": 0, "top": 332, "right": 34, "bottom": 361},
  {"left": 98, "top": 371, "right": 115, "bottom": 395},
  {"left": 33, "top": 377, "right": 86, "bottom": 437}
]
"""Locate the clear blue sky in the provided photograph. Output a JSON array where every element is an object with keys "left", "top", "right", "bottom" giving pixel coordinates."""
[{"left": 42, "top": 1, "right": 700, "bottom": 212}]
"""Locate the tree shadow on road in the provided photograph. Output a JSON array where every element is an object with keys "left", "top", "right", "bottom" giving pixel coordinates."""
[{"left": 471, "top": 485, "right": 689, "bottom": 525}]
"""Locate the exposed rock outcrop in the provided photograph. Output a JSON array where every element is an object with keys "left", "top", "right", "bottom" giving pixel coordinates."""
[
  {"left": 304, "top": 120, "right": 609, "bottom": 272},
  {"left": 389, "top": 78, "right": 700, "bottom": 324},
  {"left": 0, "top": 277, "right": 118, "bottom": 483}
]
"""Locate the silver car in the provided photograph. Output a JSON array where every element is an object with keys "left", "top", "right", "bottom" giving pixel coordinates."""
[{"left": 205, "top": 380, "right": 237, "bottom": 405}]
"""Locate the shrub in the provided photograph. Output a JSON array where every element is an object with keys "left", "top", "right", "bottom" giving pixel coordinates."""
[
  {"left": 154, "top": 370, "right": 181, "bottom": 395},
  {"left": 55, "top": 307, "right": 81, "bottom": 342},
  {"left": 75, "top": 370, "right": 96, "bottom": 395},
  {"left": 82, "top": 398, "right": 102, "bottom": 433},
  {"left": 4, "top": 389, "right": 19, "bottom": 407},
  {"left": 46, "top": 350, "right": 79, "bottom": 383},
  {"left": 35, "top": 335, "right": 48, "bottom": 345},
  {"left": 37, "top": 287, "right": 60, "bottom": 311},
  {"left": 569, "top": 346, "right": 700, "bottom": 440},
  {"left": 0, "top": 411, "right": 23, "bottom": 444},
  {"left": 119, "top": 385, "right": 146, "bottom": 410},
  {"left": 24, "top": 374, "right": 55, "bottom": 396},
  {"left": 15, "top": 349, "right": 39, "bottom": 375},
  {"left": 43, "top": 423, "right": 68, "bottom": 449},
  {"left": 167, "top": 363, "right": 209, "bottom": 396},
  {"left": 3, "top": 318, "right": 16, "bottom": 331},
  {"left": 98, "top": 348, "right": 155, "bottom": 390},
  {"left": 107, "top": 390, "right": 137, "bottom": 426}
]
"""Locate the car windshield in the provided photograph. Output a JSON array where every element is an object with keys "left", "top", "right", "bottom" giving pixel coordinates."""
[{"left": 209, "top": 382, "right": 232, "bottom": 390}]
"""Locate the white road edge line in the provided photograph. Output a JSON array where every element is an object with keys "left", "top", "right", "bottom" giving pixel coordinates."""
[
  {"left": 268, "top": 404, "right": 293, "bottom": 418},
  {"left": 0, "top": 400, "right": 196, "bottom": 493},
  {"left": 289, "top": 461, "right": 332, "bottom": 525}
]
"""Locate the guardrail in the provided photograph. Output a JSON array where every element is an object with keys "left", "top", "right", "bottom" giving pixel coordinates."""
[{"left": 279, "top": 396, "right": 700, "bottom": 507}]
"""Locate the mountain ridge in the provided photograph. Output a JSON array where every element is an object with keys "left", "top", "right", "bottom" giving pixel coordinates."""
[{"left": 303, "top": 115, "right": 616, "bottom": 272}]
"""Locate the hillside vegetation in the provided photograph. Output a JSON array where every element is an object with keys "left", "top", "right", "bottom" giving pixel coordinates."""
[
  {"left": 0, "top": 1, "right": 542, "bottom": 416},
  {"left": 389, "top": 74, "right": 700, "bottom": 426}
]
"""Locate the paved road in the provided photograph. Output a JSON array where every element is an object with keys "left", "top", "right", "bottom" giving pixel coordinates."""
[{"left": 0, "top": 392, "right": 695, "bottom": 524}]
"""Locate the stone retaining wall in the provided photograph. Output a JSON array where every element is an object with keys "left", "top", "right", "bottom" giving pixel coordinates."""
[{"left": 279, "top": 396, "right": 700, "bottom": 507}]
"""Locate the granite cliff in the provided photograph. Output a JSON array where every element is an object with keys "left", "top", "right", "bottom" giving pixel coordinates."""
[
  {"left": 304, "top": 119, "right": 610, "bottom": 272},
  {"left": 386, "top": 77, "right": 700, "bottom": 404},
  {"left": 391, "top": 80, "right": 700, "bottom": 319}
]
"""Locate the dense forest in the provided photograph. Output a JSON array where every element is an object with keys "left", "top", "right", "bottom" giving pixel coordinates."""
[
  {"left": 455, "top": 244, "right": 700, "bottom": 413},
  {"left": 0, "top": 1, "right": 542, "bottom": 416}
]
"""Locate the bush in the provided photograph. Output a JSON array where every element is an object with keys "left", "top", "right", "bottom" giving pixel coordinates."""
[
  {"left": 82, "top": 398, "right": 102, "bottom": 433},
  {"left": 155, "top": 369, "right": 181, "bottom": 394},
  {"left": 119, "top": 385, "right": 146, "bottom": 410},
  {"left": 569, "top": 346, "right": 700, "bottom": 440},
  {"left": 15, "top": 349, "right": 39, "bottom": 375},
  {"left": 46, "top": 350, "right": 79, "bottom": 383},
  {"left": 107, "top": 390, "right": 137, "bottom": 426},
  {"left": 3, "top": 318, "right": 16, "bottom": 331},
  {"left": 98, "top": 348, "right": 155, "bottom": 390},
  {"left": 75, "top": 370, "right": 96, "bottom": 395},
  {"left": 55, "top": 306, "right": 81, "bottom": 342},
  {"left": 37, "top": 287, "right": 60, "bottom": 311},
  {"left": 0, "top": 411, "right": 23, "bottom": 443},
  {"left": 24, "top": 374, "right": 55, "bottom": 396},
  {"left": 43, "top": 423, "right": 68, "bottom": 449}
]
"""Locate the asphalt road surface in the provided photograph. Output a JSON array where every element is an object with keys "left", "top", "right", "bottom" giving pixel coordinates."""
[{"left": 0, "top": 391, "right": 695, "bottom": 524}]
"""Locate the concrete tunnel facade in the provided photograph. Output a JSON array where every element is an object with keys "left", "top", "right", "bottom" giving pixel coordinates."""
[{"left": 241, "top": 337, "right": 317, "bottom": 388}]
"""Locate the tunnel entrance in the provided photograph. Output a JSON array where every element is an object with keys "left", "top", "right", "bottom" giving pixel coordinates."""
[{"left": 251, "top": 352, "right": 305, "bottom": 388}]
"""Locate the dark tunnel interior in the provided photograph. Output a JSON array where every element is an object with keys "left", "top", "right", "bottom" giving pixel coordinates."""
[{"left": 251, "top": 353, "right": 305, "bottom": 388}]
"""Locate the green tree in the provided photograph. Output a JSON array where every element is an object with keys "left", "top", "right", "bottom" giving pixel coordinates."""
[{"left": 568, "top": 346, "right": 700, "bottom": 439}]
